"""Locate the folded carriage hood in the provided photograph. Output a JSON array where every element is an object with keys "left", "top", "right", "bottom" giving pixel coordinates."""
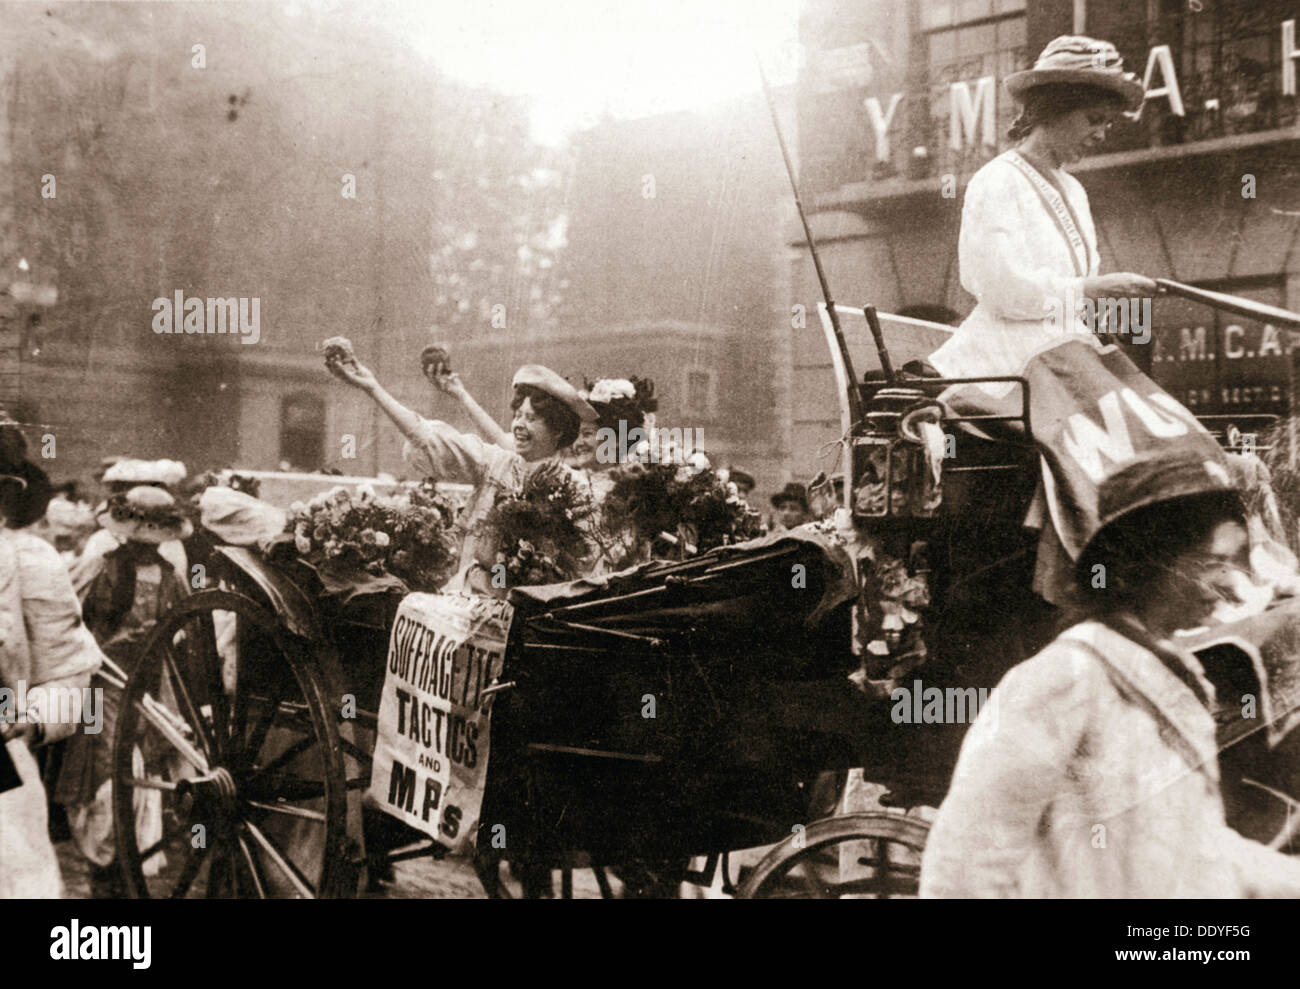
[{"left": 507, "top": 527, "right": 857, "bottom": 635}]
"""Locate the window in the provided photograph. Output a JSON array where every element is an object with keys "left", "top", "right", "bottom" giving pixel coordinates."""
[
  {"left": 280, "top": 392, "right": 325, "bottom": 471},
  {"left": 924, "top": 2, "right": 1027, "bottom": 92},
  {"left": 920, "top": 0, "right": 1029, "bottom": 174}
]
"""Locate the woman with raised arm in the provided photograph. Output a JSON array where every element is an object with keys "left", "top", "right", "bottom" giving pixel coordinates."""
[
  {"left": 323, "top": 337, "right": 597, "bottom": 595},
  {"left": 419, "top": 347, "right": 514, "bottom": 451}
]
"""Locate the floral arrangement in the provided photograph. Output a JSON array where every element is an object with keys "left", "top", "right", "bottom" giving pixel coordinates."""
[
  {"left": 284, "top": 481, "right": 459, "bottom": 594},
  {"left": 485, "top": 462, "right": 596, "bottom": 586},
  {"left": 598, "top": 461, "right": 763, "bottom": 565},
  {"left": 850, "top": 542, "right": 933, "bottom": 694}
]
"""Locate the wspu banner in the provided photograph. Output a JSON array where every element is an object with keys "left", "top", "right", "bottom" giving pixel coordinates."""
[
  {"left": 369, "top": 593, "right": 512, "bottom": 852},
  {"left": 941, "top": 339, "right": 1231, "bottom": 559}
]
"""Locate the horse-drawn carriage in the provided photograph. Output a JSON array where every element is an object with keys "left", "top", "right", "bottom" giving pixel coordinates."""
[{"left": 108, "top": 305, "right": 1300, "bottom": 898}]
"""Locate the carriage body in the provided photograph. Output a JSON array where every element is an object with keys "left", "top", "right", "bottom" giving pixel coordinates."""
[{"left": 107, "top": 309, "right": 1300, "bottom": 898}]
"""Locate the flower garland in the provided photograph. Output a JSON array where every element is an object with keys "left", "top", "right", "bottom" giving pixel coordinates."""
[
  {"left": 485, "top": 462, "right": 596, "bottom": 586},
  {"left": 284, "top": 481, "right": 458, "bottom": 594},
  {"left": 598, "top": 462, "right": 763, "bottom": 565}
]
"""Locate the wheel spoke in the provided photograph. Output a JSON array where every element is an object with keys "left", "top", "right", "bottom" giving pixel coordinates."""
[
  {"left": 236, "top": 830, "right": 269, "bottom": 899},
  {"left": 161, "top": 644, "right": 216, "bottom": 761},
  {"left": 193, "top": 611, "right": 231, "bottom": 762},
  {"left": 124, "top": 777, "right": 178, "bottom": 792},
  {"left": 206, "top": 841, "right": 233, "bottom": 899},
  {"left": 240, "top": 690, "right": 286, "bottom": 773},
  {"left": 139, "top": 824, "right": 189, "bottom": 862},
  {"left": 244, "top": 774, "right": 326, "bottom": 802},
  {"left": 169, "top": 841, "right": 212, "bottom": 899},
  {"left": 133, "top": 697, "right": 209, "bottom": 774},
  {"left": 245, "top": 799, "right": 327, "bottom": 823},
  {"left": 244, "top": 820, "right": 316, "bottom": 898},
  {"left": 248, "top": 735, "right": 317, "bottom": 779}
]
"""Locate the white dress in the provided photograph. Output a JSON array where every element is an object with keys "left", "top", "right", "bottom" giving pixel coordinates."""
[
  {"left": 0, "top": 528, "right": 105, "bottom": 898},
  {"left": 928, "top": 149, "right": 1103, "bottom": 380}
]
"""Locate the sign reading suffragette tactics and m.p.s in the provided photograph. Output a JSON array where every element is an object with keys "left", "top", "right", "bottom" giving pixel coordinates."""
[{"left": 368, "top": 592, "right": 512, "bottom": 852}]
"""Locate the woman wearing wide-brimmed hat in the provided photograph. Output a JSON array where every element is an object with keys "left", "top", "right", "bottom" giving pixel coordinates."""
[
  {"left": 0, "top": 422, "right": 105, "bottom": 897},
  {"left": 53, "top": 460, "right": 192, "bottom": 895},
  {"left": 920, "top": 448, "right": 1300, "bottom": 898},
  {"left": 929, "top": 35, "right": 1156, "bottom": 379},
  {"left": 924, "top": 35, "right": 1249, "bottom": 609}
]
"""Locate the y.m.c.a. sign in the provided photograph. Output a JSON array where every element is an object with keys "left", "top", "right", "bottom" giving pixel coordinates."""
[{"left": 863, "top": 19, "right": 1300, "bottom": 162}]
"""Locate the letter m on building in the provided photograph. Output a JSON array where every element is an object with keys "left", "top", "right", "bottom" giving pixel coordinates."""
[
  {"left": 950, "top": 76, "right": 996, "bottom": 151},
  {"left": 387, "top": 760, "right": 417, "bottom": 812}
]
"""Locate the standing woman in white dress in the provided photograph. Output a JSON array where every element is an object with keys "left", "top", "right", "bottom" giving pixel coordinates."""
[{"left": 0, "top": 424, "right": 105, "bottom": 898}]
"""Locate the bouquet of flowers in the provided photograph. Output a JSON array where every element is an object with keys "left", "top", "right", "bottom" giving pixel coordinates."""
[
  {"left": 598, "top": 461, "right": 763, "bottom": 565},
  {"left": 485, "top": 462, "right": 595, "bottom": 587},
  {"left": 284, "top": 481, "right": 459, "bottom": 595}
]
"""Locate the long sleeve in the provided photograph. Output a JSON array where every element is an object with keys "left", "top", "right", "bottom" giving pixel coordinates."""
[
  {"left": 403, "top": 416, "right": 512, "bottom": 487},
  {"left": 919, "top": 645, "right": 1095, "bottom": 897},
  {"left": 16, "top": 534, "right": 105, "bottom": 742},
  {"left": 958, "top": 163, "right": 1089, "bottom": 322}
]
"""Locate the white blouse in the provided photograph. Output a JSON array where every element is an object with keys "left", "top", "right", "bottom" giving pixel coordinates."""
[{"left": 928, "top": 150, "right": 1103, "bottom": 380}]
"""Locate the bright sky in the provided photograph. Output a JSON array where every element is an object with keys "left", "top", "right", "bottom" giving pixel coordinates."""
[{"left": 367, "top": 0, "right": 801, "bottom": 144}]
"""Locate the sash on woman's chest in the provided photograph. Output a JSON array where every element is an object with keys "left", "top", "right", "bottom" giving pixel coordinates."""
[{"left": 1005, "top": 150, "right": 1093, "bottom": 278}]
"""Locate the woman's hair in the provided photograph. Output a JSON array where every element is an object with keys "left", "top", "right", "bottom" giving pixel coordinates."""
[
  {"left": 1074, "top": 491, "right": 1247, "bottom": 615},
  {"left": 510, "top": 384, "right": 580, "bottom": 449},
  {"left": 0, "top": 425, "right": 52, "bottom": 528},
  {"left": 1008, "top": 83, "right": 1127, "bottom": 142}
]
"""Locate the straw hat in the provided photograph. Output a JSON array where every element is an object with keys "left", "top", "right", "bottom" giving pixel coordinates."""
[{"left": 1005, "top": 36, "right": 1144, "bottom": 112}]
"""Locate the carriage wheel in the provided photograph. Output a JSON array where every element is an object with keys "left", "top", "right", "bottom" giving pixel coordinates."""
[
  {"left": 112, "top": 590, "right": 351, "bottom": 898},
  {"left": 737, "top": 813, "right": 930, "bottom": 899}
]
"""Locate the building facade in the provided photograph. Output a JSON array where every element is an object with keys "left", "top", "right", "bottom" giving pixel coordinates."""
[
  {"left": 3, "top": 4, "right": 797, "bottom": 501},
  {"left": 789, "top": 0, "right": 1300, "bottom": 479}
]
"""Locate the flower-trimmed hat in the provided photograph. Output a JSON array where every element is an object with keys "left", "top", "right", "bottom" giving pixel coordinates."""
[
  {"left": 582, "top": 376, "right": 657, "bottom": 431},
  {"left": 96, "top": 485, "right": 193, "bottom": 545},
  {"left": 1005, "top": 35, "right": 1145, "bottom": 112},
  {"left": 512, "top": 365, "right": 598, "bottom": 423},
  {"left": 101, "top": 458, "right": 187, "bottom": 489}
]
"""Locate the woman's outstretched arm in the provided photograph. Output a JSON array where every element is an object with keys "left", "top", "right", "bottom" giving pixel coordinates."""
[
  {"left": 324, "top": 338, "right": 500, "bottom": 486},
  {"left": 428, "top": 369, "right": 513, "bottom": 450},
  {"left": 328, "top": 355, "right": 425, "bottom": 444}
]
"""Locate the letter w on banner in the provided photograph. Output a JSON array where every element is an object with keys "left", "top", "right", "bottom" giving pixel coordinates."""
[
  {"left": 369, "top": 592, "right": 512, "bottom": 852},
  {"left": 940, "top": 339, "right": 1230, "bottom": 561}
]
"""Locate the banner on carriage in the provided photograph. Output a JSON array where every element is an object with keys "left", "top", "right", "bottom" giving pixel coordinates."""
[
  {"left": 369, "top": 592, "right": 512, "bottom": 852},
  {"left": 940, "top": 339, "right": 1231, "bottom": 558}
]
